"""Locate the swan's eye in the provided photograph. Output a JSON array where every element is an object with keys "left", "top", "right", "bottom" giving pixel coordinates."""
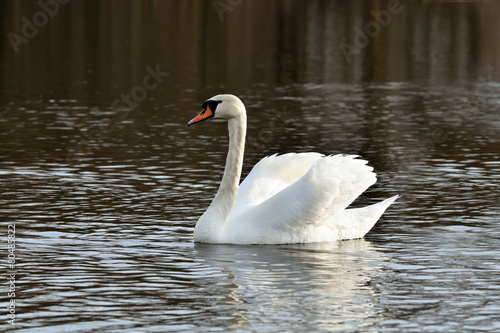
[
  {"left": 188, "top": 99, "right": 223, "bottom": 127},
  {"left": 201, "top": 100, "right": 223, "bottom": 114}
]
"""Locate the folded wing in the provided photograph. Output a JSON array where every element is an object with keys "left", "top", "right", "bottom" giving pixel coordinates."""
[
  {"left": 229, "top": 153, "right": 323, "bottom": 217},
  {"left": 225, "top": 155, "right": 377, "bottom": 243}
]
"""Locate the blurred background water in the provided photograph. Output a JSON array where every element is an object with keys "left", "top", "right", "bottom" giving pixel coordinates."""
[{"left": 1, "top": 0, "right": 499, "bottom": 332}]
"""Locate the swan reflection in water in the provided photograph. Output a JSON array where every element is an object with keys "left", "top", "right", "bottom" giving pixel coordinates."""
[{"left": 194, "top": 239, "right": 389, "bottom": 331}]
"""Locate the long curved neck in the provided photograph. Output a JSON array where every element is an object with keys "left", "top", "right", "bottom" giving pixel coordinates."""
[
  {"left": 210, "top": 116, "right": 246, "bottom": 215},
  {"left": 194, "top": 112, "right": 246, "bottom": 242}
]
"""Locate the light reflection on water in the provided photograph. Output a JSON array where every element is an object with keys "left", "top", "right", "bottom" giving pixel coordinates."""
[{"left": 194, "top": 241, "right": 387, "bottom": 332}]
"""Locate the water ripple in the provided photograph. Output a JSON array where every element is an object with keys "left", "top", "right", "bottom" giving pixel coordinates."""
[{"left": 2, "top": 81, "right": 499, "bottom": 332}]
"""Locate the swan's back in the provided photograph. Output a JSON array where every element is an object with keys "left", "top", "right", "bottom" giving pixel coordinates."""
[{"left": 224, "top": 154, "right": 392, "bottom": 244}]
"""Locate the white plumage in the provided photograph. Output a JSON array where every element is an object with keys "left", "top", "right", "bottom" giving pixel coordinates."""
[{"left": 188, "top": 94, "right": 397, "bottom": 244}]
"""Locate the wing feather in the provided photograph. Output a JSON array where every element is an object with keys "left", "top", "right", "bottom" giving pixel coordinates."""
[
  {"left": 229, "top": 153, "right": 323, "bottom": 216},
  {"left": 224, "top": 155, "right": 377, "bottom": 243}
]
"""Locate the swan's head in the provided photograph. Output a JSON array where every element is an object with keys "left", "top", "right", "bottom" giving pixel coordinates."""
[{"left": 187, "top": 94, "right": 245, "bottom": 126}]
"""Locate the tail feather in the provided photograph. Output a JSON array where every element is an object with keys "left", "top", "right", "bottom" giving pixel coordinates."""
[{"left": 328, "top": 195, "right": 399, "bottom": 240}]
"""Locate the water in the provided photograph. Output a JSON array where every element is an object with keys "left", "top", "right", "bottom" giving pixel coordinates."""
[{"left": 1, "top": 1, "right": 500, "bottom": 332}]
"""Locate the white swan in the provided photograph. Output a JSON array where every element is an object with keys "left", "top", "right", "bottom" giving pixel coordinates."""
[{"left": 187, "top": 94, "right": 397, "bottom": 244}]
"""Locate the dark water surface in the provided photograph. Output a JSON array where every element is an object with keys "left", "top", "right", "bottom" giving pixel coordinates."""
[{"left": 1, "top": 1, "right": 500, "bottom": 332}]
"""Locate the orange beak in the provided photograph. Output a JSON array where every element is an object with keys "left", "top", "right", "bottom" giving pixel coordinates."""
[{"left": 187, "top": 105, "right": 214, "bottom": 127}]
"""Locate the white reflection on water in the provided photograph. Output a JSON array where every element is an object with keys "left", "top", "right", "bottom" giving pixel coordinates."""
[{"left": 194, "top": 240, "right": 389, "bottom": 331}]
